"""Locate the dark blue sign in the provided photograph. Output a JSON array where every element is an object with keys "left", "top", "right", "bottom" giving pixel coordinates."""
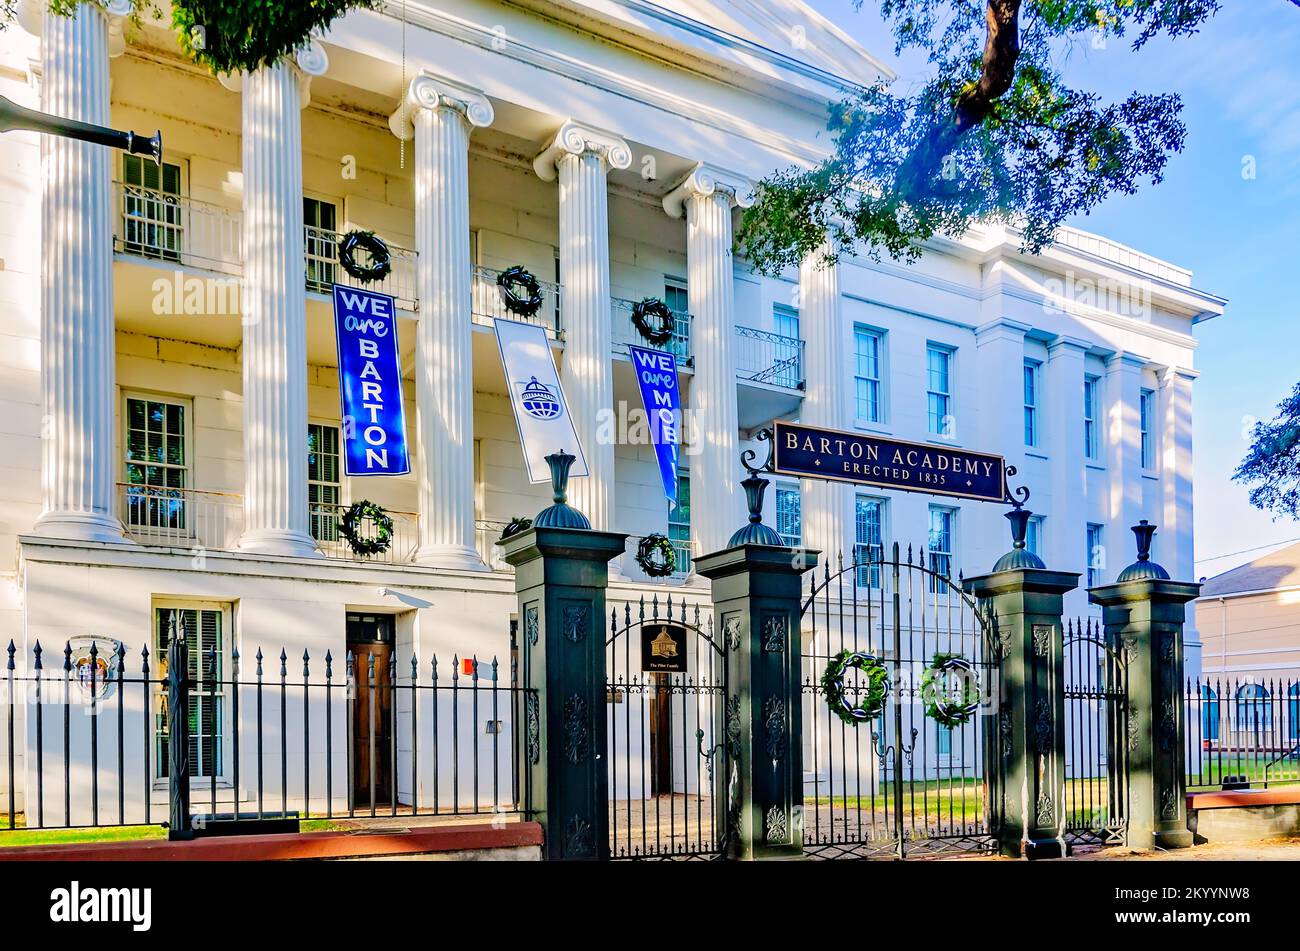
[
  {"left": 773, "top": 422, "right": 1005, "bottom": 503},
  {"left": 332, "top": 285, "right": 410, "bottom": 477},
  {"left": 629, "top": 345, "right": 682, "bottom": 508}
]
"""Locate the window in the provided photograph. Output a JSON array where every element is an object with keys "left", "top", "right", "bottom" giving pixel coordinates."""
[
  {"left": 1201, "top": 685, "right": 1220, "bottom": 742},
  {"left": 155, "top": 605, "right": 227, "bottom": 779},
  {"left": 308, "top": 423, "right": 341, "bottom": 542},
  {"left": 668, "top": 472, "right": 692, "bottom": 574},
  {"left": 854, "top": 326, "right": 884, "bottom": 423},
  {"left": 1026, "top": 516, "right": 1044, "bottom": 558},
  {"left": 926, "top": 345, "right": 953, "bottom": 437},
  {"left": 1083, "top": 375, "right": 1100, "bottom": 460},
  {"left": 936, "top": 724, "right": 952, "bottom": 756},
  {"left": 1140, "top": 388, "right": 1156, "bottom": 470},
  {"left": 855, "top": 496, "right": 884, "bottom": 588},
  {"left": 1235, "top": 683, "right": 1271, "bottom": 735},
  {"left": 662, "top": 278, "right": 691, "bottom": 361},
  {"left": 304, "top": 197, "right": 338, "bottom": 292},
  {"left": 1023, "top": 360, "right": 1040, "bottom": 447},
  {"left": 123, "top": 395, "right": 190, "bottom": 533},
  {"left": 775, "top": 484, "right": 801, "bottom": 547},
  {"left": 771, "top": 303, "right": 802, "bottom": 389},
  {"left": 122, "top": 154, "right": 184, "bottom": 262},
  {"left": 927, "top": 506, "right": 955, "bottom": 591},
  {"left": 1086, "top": 523, "right": 1105, "bottom": 587}
]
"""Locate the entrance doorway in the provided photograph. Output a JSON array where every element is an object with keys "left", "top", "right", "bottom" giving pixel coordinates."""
[
  {"left": 649, "top": 673, "right": 673, "bottom": 795},
  {"left": 347, "top": 612, "right": 394, "bottom": 809}
]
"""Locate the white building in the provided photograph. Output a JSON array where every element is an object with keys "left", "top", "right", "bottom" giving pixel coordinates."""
[{"left": 0, "top": 0, "right": 1223, "bottom": 822}]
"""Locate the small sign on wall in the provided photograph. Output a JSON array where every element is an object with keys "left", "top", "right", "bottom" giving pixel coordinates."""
[{"left": 641, "top": 623, "right": 688, "bottom": 674}]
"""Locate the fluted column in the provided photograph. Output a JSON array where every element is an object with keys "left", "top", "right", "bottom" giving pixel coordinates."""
[
  {"left": 1105, "top": 352, "right": 1146, "bottom": 557},
  {"left": 664, "top": 165, "right": 750, "bottom": 555},
  {"left": 534, "top": 121, "right": 630, "bottom": 535},
  {"left": 391, "top": 71, "right": 493, "bottom": 570},
  {"left": 233, "top": 48, "right": 326, "bottom": 556},
  {"left": 30, "top": 1, "right": 132, "bottom": 543},
  {"left": 798, "top": 240, "right": 851, "bottom": 561}
]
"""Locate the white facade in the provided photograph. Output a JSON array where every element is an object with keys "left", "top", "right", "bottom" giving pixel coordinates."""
[{"left": 0, "top": 1, "right": 1224, "bottom": 817}]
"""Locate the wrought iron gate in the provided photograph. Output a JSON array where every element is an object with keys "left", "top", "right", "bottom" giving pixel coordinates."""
[
  {"left": 801, "top": 543, "right": 1000, "bottom": 859},
  {"left": 1063, "top": 618, "right": 1129, "bottom": 846},
  {"left": 605, "top": 595, "right": 729, "bottom": 859}
]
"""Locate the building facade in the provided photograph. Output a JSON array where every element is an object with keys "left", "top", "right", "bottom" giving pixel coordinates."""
[{"left": 0, "top": 0, "right": 1223, "bottom": 818}]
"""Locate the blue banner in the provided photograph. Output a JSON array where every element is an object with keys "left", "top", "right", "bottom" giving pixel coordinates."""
[
  {"left": 332, "top": 285, "right": 410, "bottom": 477},
  {"left": 629, "top": 345, "right": 682, "bottom": 508}
]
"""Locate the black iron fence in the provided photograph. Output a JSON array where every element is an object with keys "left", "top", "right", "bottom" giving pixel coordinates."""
[
  {"left": 1062, "top": 618, "right": 1128, "bottom": 845},
  {"left": 1, "top": 633, "right": 534, "bottom": 835},
  {"left": 1185, "top": 676, "right": 1300, "bottom": 790}
]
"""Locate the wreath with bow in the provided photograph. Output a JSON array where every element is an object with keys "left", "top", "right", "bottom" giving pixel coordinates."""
[
  {"left": 496, "top": 265, "right": 545, "bottom": 318},
  {"left": 338, "top": 230, "right": 392, "bottom": 284},
  {"left": 636, "top": 533, "right": 677, "bottom": 578},
  {"left": 631, "top": 297, "right": 676, "bottom": 346},
  {"left": 919, "top": 653, "right": 981, "bottom": 728},
  {"left": 821, "top": 650, "right": 889, "bottom": 726},
  {"left": 338, "top": 500, "right": 394, "bottom": 557}
]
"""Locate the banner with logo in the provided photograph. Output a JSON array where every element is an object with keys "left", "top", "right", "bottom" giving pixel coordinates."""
[
  {"left": 332, "top": 285, "right": 411, "bottom": 477},
  {"left": 629, "top": 345, "right": 681, "bottom": 508},
  {"left": 494, "top": 318, "right": 588, "bottom": 484}
]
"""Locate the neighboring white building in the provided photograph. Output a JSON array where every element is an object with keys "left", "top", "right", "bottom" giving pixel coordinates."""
[{"left": 0, "top": 1, "right": 1223, "bottom": 819}]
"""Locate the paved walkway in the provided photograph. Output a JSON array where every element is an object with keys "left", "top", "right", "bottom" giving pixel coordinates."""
[{"left": 1068, "top": 837, "right": 1300, "bottom": 861}]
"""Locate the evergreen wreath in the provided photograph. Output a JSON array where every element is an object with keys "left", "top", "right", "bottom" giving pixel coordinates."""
[
  {"left": 499, "top": 516, "right": 533, "bottom": 541},
  {"left": 338, "top": 500, "right": 393, "bottom": 557},
  {"left": 636, "top": 533, "right": 676, "bottom": 578},
  {"left": 919, "top": 653, "right": 981, "bottom": 728},
  {"left": 338, "top": 231, "right": 392, "bottom": 285},
  {"left": 821, "top": 650, "right": 889, "bottom": 726},
  {"left": 169, "top": 1, "right": 380, "bottom": 76},
  {"left": 496, "top": 265, "right": 545, "bottom": 319},
  {"left": 630, "top": 297, "right": 676, "bottom": 346}
]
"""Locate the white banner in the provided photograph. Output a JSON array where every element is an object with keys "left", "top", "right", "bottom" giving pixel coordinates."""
[{"left": 494, "top": 318, "right": 589, "bottom": 484}]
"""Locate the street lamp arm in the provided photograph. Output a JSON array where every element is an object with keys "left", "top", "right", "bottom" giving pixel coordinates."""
[{"left": 0, "top": 94, "right": 161, "bottom": 162}]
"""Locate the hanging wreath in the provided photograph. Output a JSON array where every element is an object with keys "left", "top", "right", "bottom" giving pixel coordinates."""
[
  {"left": 631, "top": 297, "right": 676, "bottom": 346},
  {"left": 338, "top": 500, "right": 393, "bottom": 557},
  {"left": 499, "top": 516, "right": 533, "bottom": 541},
  {"left": 496, "top": 265, "right": 544, "bottom": 318},
  {"left": 636, "top": 533, "right": 677, "bottom": 578},
  {"left": 338, "top": 230, "right": 392, "bottom": 285},
  {"left": 919, "top": 654, "right": 981, "bottom": 728},
  {"left": 821, "top": 650, "right": 889, "bottom": 726}
]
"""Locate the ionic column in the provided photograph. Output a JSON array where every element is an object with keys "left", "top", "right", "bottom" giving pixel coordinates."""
[
  {"left": 533, "top": 121, "right": 630, "bottom": 534},
  {"left": 229, "top": 47, "right": 327, "bottom": 556},
  {"left": 664, "top": 165, "right": 751, "bottom": 556},
  {"left": 1104, "top": 352, "right": 1146, "bottom": 556},
  {"left": 798, "top": 240, "right": 851, "bottom": 561},
  {"left": 1045, "top": 336, "right": 1089, "bottom": 577},
  {"left": 390, "top": 71, "right": 494, "bottom": 570},
  {"left": 1159, "top": 366, "right": 1199, "bottom": 671},
  {"left": 29, "top": 1, "right": 133, "bottom": 542}
]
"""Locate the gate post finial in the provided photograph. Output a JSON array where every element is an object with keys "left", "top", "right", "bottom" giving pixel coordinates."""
[{"left": 1089, "top": 521, "right": 1200, "bottom": 850}]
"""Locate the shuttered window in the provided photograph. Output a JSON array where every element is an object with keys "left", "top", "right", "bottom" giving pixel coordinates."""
[{"left": 155, "top": 606, "right": 226, "bottom": 780}]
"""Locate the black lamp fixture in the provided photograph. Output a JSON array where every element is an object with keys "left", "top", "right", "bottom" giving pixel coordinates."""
[{"left": 0, "top": 93, "right": 161, "bottom": 162}]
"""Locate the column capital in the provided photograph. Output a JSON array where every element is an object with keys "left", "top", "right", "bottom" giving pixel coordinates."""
[
  {"left": 388, "top": 68, "right": 494, "bottom": 140},
  {"left": 217, "top": 40, "right": 329, "bottom": 106},
  {"left": 20, "top": 0, "right": 133, "bottom": 54},
  {"left": 1046, "top": 333, "right": 1091, "bottom": 358},
  {"left": 662, "top": 163, "right": 754, "bottom": 219},
  {"left": 1157, "top": 364, "right": 1199, "bottom": 387},
  {"left": 974, "top": 317, "right": 1031, "bottom": 342},
  {"left": 1105, "top": 350, "right": 1150, "bottom": 373},
  {"left": 533, "top": 119, "right": 631, "bottom": 182}
]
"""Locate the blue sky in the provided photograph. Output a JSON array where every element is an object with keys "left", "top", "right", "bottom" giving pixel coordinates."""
[{"left": 805, "top": 0, "right": 1300, "bottom": 578}]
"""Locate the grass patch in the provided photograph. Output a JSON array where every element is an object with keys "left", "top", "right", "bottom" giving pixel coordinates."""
[{"left": 0, "top": 823, "right": 166, "bottom": 848}]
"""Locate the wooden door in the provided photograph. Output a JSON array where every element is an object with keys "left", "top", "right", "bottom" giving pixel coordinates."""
[
  {"left": 650, "top": 672, "right": 673, "bottom": 796},
  {"left": 350, "top": 640, "right": 393, "bottom": 808}
]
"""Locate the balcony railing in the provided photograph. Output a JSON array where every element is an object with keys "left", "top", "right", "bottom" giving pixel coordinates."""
[
  {"left": 735, "top": 325, "right": 805, "bottom": 390},
  {"left": 304, "top": 226, "right": 418, "bottom": 310},
  {"left": 310, "top": 503, "right": 420, "bottom": 565},
  {"left": 118, "top": 483, "right": 244, "bottom": 550},
  {"left": 471, "top": 265, "right": 562, "bottom": 337},
  {"left": 611, "top": 297, "right": 691, "bottom": 363},
  {"left": 113, "top": 182, "right": 243, "bottom": 276}
]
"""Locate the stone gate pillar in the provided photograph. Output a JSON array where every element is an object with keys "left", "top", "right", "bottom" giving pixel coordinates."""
[
  {"left": 501, "top": 452, "right": 627, "bottom": 860},
  {"left": 1088, "top": 521, "right": 1198, "bottom": 850},
  {"left": 964, "top": 508, "right": 1078, "bottom": 859},
  {"left": 695, "top": 466, "right": 817, "bottom": 860}
]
